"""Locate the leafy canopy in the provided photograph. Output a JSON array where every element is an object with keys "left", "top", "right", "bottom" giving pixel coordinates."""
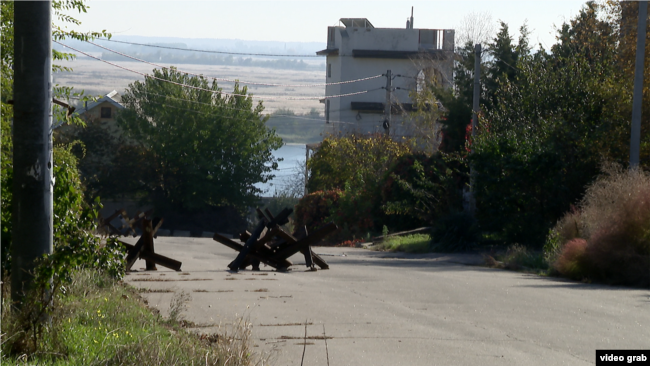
[
  {"left": 471, "top": 1, "right": 647, "bottom": 246},
  {"left": 116, "top": 67, "right": 283, "bottom": 212}
]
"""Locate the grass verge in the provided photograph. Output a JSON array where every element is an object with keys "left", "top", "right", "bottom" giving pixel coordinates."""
[
  {"left": 1, "top": 270, "right": 267, "bottom": 366},
  {"left": 483, "top": 244, "right": 549, "bottom": 274},
  {"left": 375, "top": 234, "right": 431, "bottom": 253}
]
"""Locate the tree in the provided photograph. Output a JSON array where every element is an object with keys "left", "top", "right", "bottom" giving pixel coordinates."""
[
  {"left": 484, "top": 21, "right": 530, "bottom": 111},
  {"left": 432, "top": 20, "right": 531, "bottom": 154},
  {"left": 471, "top": 2, "right": 643, "bottom": 246},
  {"left": 456, "top": 11, "right": 496, "bottom": 49},
  {"left": 115, "top": 67, "right": 283, "bottom": 213}
]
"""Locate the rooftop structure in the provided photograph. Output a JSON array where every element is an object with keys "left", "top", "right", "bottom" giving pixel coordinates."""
[{"left": 317, "top": 13, "right": 454, "bottom": 136}]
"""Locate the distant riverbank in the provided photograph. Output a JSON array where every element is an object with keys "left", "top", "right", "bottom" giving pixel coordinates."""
[{"left": 254, "top": 143, "right": 306, "bottom": 196}]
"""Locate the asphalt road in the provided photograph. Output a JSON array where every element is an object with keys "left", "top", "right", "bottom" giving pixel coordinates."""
[{"left": 122, "top": 236, "right": 649, "bottom": 366}]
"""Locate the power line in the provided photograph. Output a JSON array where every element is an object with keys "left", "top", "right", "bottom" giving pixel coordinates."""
[
  {"left": 65, "top": 87, "right": 383, "bottom": 127},
  {"left": 125, "top": 97, "right": 356, "bottom": 126},
  {"left": 86, "top": 39, "right": 382, "bottom": 87},
  {"left": 54, "top": 41, "right": 381, "bottom": 101},
  {"left": 136, "top": 91, "right": 358, "bottom": 124},
  {"left": 95, "top": 38, "right": 323, "bottom": 58}
]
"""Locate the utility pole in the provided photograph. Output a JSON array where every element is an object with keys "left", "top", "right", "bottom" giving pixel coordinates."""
[
  {"left": 630, "top": 0, "right": 647, "bottom": 169},
  {"left": 472, "top": 44, "right": 481, "bottom": 145},
  {"left": 467, "top": 44, "right": 481, "bottom": 216},
  {"left": 384, "top": 69, "right": 392, "bottom": 135},
  {"left": 11, "top": 1, "right": 53, "bottom": 305}
]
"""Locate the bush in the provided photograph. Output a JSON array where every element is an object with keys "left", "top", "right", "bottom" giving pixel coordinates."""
[
  {"left": 307, "top": 133, "right": 412, "bottom": 194},
  {"left": 554, "top": 239, "right": 590, "bottom": 280},
  {"left": 294, "top": 184, "right": 374, "bottom": 242},
  {"left": 548, "top": 164, "right": 650, "bottom": 286},
  {"left": 485, "top": 244, "right": 548, "bottom": 272},
  {"left": 294, "top": 190, "right": 342, "bottom": 235},
  {"left": 300, "top": 133, "right": 414, "bottom": 241},
  {"left": 380, "top": 152, "right": 468, "bottom": 232}
]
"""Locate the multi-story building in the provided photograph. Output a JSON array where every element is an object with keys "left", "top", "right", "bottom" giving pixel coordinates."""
[{"left": 317, "top": 17, "right": 454, "bottom": 137}]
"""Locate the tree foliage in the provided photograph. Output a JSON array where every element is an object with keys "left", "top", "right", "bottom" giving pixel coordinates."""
[
  {"left": 115, "top": 67, "right": 283, "bottom": 212},
  {"left": 307, "top": 133, "right": 413, "bottom": 193},
  {"left": 380, "top": 153, "right": 468, "bottom": 231},
  {"left": 471, "top": 1, "right": 648, "bottom": 246},
  {"left": 1, "top": 1, "right": 124, "bottom": 279}
]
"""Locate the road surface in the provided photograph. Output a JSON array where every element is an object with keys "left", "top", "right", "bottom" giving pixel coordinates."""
[{"left": 122, "top": 236, "right": 649, "bottom": 366}]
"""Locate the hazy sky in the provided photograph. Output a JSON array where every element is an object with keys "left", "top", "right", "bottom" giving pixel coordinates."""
[{"left": 63, "top": 0, "right": 589, "bottom": 49}]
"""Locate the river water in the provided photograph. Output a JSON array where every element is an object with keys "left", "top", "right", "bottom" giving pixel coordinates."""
[{"left": 254, "top": 143, "right": 307, "bottom": 196}]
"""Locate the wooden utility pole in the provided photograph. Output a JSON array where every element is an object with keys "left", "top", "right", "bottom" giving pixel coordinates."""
[
  {"left": 11, "top": 1, "right": 54, "bottom": 305},
  {"left": 467, "top": 44, "right": 481, "bottom": 216},
  {"left": 472, "top": 44, "right": 481, "bottom": 145},
  {"left": 384, "top": 70, "right": 392, "bottom": 135},
  {"left": 630, "top": 1, "right": 647, "bottom": 169}
]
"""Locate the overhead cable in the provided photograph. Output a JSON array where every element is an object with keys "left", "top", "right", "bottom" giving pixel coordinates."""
[
  {"left": 95, "top": 38, "right": 323, "bottom": 57},
  {"left": 85, "top": 40, "right": 382, "bottom": 87},
  {"left": 130, "top": 98, "right": 356, "bottom": 126},
  {"left": 137, "top": 91, "right": 360, "bottom": 123},
  {"left": 54, "top": 41, "right": 380, "bottom": 101}
]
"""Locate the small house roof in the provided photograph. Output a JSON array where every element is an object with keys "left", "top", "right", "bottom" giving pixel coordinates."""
[{"left": 76, "top": 90, "right": 124, "bottom": 114}]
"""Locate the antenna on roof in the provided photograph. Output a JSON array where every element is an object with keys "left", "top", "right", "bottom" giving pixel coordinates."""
[{"left": 410, "top": 6, "right": 414, "bottom": 29}]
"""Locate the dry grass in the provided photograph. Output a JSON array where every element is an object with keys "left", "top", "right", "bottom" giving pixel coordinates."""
[
  {"left": 548, "top": 164, "right": 650, "bottom": 286},
  {"left": 53, "top": 59, "right": 323, "bottom": 115},
  {"left": 484, "top": 244, "right": 547, "bottom": 273}
]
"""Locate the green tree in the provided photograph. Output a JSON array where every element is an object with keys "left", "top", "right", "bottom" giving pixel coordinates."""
[
  {"left": 471, "top": 2, "right": 642, "bottom": 246},
  {"left": 435, "top": 41, "right": 477, "bottom": 153},
  {"left": 307, "top": 133, "right": 412, "bottom": 194},
  {"left": 484, "top": 21, "right": 530, "bottom": 111},
  {"left": 434, "top": 21, "right": 530, "bottom": 153},
  {"left": 115, "top": 67, "right": 283, "bottom": 213}
]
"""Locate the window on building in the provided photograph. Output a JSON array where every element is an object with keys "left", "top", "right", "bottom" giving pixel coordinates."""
[
  {"left": 100, "top": 107, "right": 112, "bottom": 118},
  {"left": 325, "top": 100, "right": 330, "bottom": 124},
  {"left": 327, "top": 63, "right": 332, "bottom": 78}
]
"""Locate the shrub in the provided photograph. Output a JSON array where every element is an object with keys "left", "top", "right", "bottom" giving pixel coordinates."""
[
  {"left": 301, "top": 134, "right": 413, "bottom": 241},
  {"left": 294, "top": 185, "right": 374, "bottom": 242},
  {"left": 294, "top": 190, "right": 342, "bottom": 234},
  {"left": 554, "top": 239, "right": 589, "bottom": 280},
  {"left": 380, "top": 152, "right": 468, "bottom": 232},
  {"left": 548, "top": 164, "right": 650, "bottom": 286},
  {"left": 485, "top": 244, "right": 547, "bottom": 272},
  {"left": 335, "top": 176, "right": 375, "bottom": 237},
  {"left": 307, "top": 133, "right": 412, "bottom": 194}
]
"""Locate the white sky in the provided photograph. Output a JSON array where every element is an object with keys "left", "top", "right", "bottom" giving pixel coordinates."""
[{"left": 63, "top": 0, "right": 589, "bottom": 49}]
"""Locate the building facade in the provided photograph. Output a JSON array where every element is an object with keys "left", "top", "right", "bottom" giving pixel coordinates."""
[{"left": 317, "top": 18, "right": 454, "bottom": 137}]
